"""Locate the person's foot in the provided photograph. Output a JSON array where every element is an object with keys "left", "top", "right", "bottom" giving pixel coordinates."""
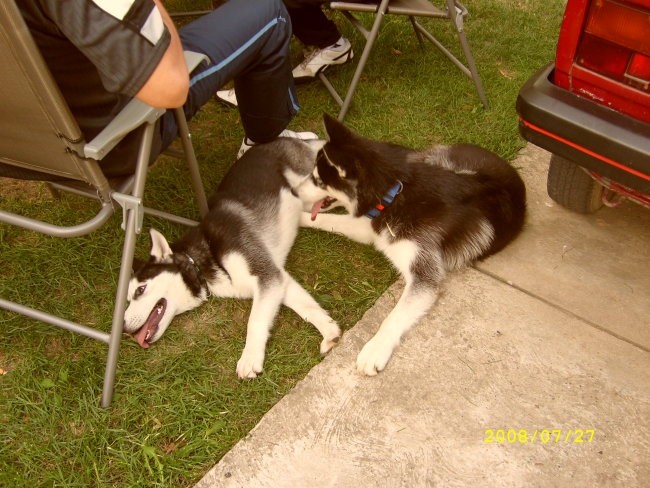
[
  {"left": 237, "top": 129, "right": 319, "bottom": 158},
  {"left": 292, "top": 37, "right": 353, "bottom": 82},
  {"left": 216, "top": 88, "right": 238, "bottom": 107}
]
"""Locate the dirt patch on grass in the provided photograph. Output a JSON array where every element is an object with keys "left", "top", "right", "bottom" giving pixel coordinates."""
[{"left": 1, "top": 177, "right": 50, "bottom": 201}]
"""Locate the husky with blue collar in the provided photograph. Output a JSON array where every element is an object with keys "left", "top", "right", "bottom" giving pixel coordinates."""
[
  {"left": 299, "top": 114, "right": 527, "bottom": 376},
  {"left": 123, "top": 138, "right": 341, "bottom": 379}
]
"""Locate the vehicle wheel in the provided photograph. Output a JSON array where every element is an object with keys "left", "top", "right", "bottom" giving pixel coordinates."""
[{"left": 546, "top": 154, "right": 604, "bottom": 214}]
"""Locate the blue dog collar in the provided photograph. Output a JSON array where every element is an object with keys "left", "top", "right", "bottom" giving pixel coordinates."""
[{"left": 366, "top": 180, "right": 403, "bottom": 219}]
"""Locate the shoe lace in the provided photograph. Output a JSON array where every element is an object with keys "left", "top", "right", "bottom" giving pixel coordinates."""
[{"left": 298, "top": 48, "right": 321, "bottom": 69}]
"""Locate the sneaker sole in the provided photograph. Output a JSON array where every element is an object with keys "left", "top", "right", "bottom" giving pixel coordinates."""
[
  {"left": 214, "top": 95, "right": 237, "bottom": 108},
  {"left": 293, "top": 49, "right": 354, "bottom": 84},
  {"left": 215, "top": 95, "right": 238, "bottom": 108}
]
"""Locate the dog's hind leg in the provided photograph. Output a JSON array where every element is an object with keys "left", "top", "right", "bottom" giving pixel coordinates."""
[
  {"left": 236, "top": 278, "right": 286, "bottom": 379},
  {"left": 282, "top": 275, "right": 341, "bottom": 354}
]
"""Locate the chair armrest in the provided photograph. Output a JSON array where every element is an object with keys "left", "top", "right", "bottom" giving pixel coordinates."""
[
  {"left": 83, "top": 51, "right": 210, "bottom": 161},
  {"left": 83, "top": 100, "right": 164, "bottom": 160}
]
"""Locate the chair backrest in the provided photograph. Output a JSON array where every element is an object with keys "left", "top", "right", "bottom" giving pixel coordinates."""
[
  {"left": 0, "top": 1, "right": 210, "bottom": 408},
  {"left": 0, "top": 1, "right": 109, "bottom": 188}
]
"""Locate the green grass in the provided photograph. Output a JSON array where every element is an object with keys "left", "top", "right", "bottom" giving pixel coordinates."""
[{"left": 0, "top": 1, "right": 565, "bottom": 486}]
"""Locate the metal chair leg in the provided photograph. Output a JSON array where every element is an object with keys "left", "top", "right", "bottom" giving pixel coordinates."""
[
  {"left": 100, "top": 122, "right": 154, "bottom": 408},
  {"left": 447, "top": 0, "right": 488, "bottom": 107},
  {"left": 173, "top": 107, "right": 209, "bottom": 218},
  {"left": 409, "top": 16, "right": 425, "bottom": 49},
  {"left": 338, "top": 0, "right": 391, "bottom": 121}
]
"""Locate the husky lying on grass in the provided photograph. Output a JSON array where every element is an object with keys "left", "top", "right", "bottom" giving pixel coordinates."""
[
  {"left": 299, "top": 114, "right": 527, "bottom": 376},
  {"left": 123, "top": 139, "right": 341, "bottom": 379}
]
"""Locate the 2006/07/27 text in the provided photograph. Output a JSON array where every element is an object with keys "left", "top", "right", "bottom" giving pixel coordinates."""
[{"left": 484, "top": 429, "right": 595, "bottom": 444}]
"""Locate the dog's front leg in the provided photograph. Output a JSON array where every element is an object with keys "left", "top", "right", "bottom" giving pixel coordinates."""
[
  {"left": 357, "top": 281, "right": 438, "bottom": 376},
  {"left": 300, "top": 212, "right": 375, "bottom": 244},
  {"left": 282, "top": 275, "right": 341, "bottom": 354},
  {"left": 236, "top": 280, "right": 286, "bottom": 379}
]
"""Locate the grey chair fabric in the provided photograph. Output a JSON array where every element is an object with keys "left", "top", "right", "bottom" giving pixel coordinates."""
[
  {"left": 0, "top": 0, "right": 209, "bottom": 407},
  {"left": 324, "top": 0, "right": 488, "bottom": 120}
]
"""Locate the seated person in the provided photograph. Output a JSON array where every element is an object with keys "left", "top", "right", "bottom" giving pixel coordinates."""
[{"left": 7, "top": 0, "right": 315, "bottom": 180}]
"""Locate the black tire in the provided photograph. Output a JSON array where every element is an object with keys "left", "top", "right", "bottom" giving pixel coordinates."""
[{"left": 546, "top": 154, "right": 605, "bottom": 214}]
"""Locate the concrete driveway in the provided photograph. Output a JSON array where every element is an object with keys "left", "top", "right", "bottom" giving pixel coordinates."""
[{"left": 196, "top": 144, "right": 650, "bottom": 488}]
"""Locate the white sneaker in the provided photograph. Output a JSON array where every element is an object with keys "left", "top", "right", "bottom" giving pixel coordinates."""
[
  {"left": 278, "top": 129, "right": 319, "bottom": 142},
  {"left": 216, "top": 88, "right": 238, "bottom": 107},
  {"left": 237, "top": 129, "right": 319, "bottom": 158},
  {"left": 292, "top": 37, "right": 353, "bottom": 82}
]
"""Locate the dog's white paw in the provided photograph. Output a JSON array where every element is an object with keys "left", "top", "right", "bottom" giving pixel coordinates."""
[
  {"left": 299, "top": 212, "right": 314, "bottom": 227},
  {"left": 236, "top": 350, "right": 264, "bottom": 379},
  {"left": 319, "top": 317, "right": 341, "bottom": 354},
  {"left": 320, "top": 324, "right": 341, "bottom": 355},
  {"left": 356, "top": 335, "right": 396, "bottom": 376}
]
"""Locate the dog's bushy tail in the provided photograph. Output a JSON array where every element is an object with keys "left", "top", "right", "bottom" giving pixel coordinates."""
[{"left": 437, "top": 144, "right": 526, "bottom": 257}]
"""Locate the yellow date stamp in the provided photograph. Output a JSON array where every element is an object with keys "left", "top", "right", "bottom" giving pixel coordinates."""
[{"left": 484, "top": 428, "right": 595, "bottom": 444}]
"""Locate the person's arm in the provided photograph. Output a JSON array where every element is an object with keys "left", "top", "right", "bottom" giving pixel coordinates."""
[
  {"left": 36, "top": 0, "right": 190, "bottom": 108},
  {"left": 135, "top": 0, "right": 189, "bottom": 108}
]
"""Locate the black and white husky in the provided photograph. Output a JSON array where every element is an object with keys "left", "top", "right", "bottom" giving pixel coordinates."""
[
  {"left": 123, "top": 139, "right": 341, "bottom": 379},
  {"left": 299, "top": 114, "right": 527, "bottom": 376}
]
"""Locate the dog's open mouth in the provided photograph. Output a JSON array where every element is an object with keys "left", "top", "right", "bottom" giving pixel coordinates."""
[
  {"left": 133, "top": 298, "right": 166, "bottom": 349},
  {"left": 310, "top": 196, "right": 337, "bottom": 221}
]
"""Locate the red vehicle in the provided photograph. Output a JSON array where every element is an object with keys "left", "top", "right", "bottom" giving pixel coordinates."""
[{"left": 516, "top": 0, "right": 650, "bottom": 213}]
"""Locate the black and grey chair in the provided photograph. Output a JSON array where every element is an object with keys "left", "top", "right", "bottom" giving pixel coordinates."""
[
  {"left": 322, "top": 0, "right": 489, "bottom": 120},
  {"left": 0, "top": 0, "right": 209, "bottom": 407}
]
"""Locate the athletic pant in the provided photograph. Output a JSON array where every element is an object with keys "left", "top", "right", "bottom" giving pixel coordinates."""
[
  {"left": 284, "top": 1, "right": 341, "bottom": 48},
  {"left": 160, "top": 0, "right": 298, "bottom": 148},
  {"left": 283, "top": 0, "right": 377, "bottom": 48}
]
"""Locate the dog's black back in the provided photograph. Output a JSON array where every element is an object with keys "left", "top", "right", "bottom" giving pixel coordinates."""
[
  {"left": 300, "top": 114, "right": 527, "bottom": 375},
  {"left": 135, "top": 139, "right": 318, "bottom": 293},
  {"left": 318, "top": 114, "right": 526, "bottom": 267},
  {"left": 126, "top": 138, "right": 342, "bottom": 377}
]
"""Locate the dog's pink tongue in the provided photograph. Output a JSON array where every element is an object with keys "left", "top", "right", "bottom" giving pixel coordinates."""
[
  {"left": 133, "top": 299, "right": 165, "bottom": 349},
  {"left": 310, "top": 199, "right": 326, "bottom": 221},
  {"left": 135, "top": 326, "right": 150, "bottom": 349}
]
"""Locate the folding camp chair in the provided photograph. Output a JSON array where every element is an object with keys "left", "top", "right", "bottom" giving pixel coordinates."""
[
  {"left": 322, "top": 0, "right": 489, "bottom": 120},
  {"left": 0, "top": 1, "right": 209, "bottom": 407}
]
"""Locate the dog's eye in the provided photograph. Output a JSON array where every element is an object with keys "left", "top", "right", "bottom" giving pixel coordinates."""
[
  {"left": 311, "top": 172, "right": 325, "bottom": 189},
  {"left": 134, "top": 285, "right": 146, "bottom": 298}
]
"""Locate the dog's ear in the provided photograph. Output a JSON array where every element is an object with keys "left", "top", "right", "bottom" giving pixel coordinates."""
[
  {"left": 320, "top": 144, "right": 348, "bottom": 179},
  {"left": 323, "top": 113, "right": 355, "bottom": 143},
  {"left": 132, "top": 257, "right": 146, "bottom": 273},
  {"left": 149, "top": 228, "right": 173, "bottom": 263}
]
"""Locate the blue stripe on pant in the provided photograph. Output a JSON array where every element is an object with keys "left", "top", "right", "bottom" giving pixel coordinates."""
[{"left": 159, "top": 0, "right": 298, "bottom": 149}]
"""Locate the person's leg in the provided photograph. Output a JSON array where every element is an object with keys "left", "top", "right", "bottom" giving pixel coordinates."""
[
  {"left": 284, "top": 2, "right": 341, "bottom": 49},
  {"left": 283, "top": 1, "right": 353, "bottom": 82},
  {"left": 159, "top": 0, "right": 298, "bottom": 148}
]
